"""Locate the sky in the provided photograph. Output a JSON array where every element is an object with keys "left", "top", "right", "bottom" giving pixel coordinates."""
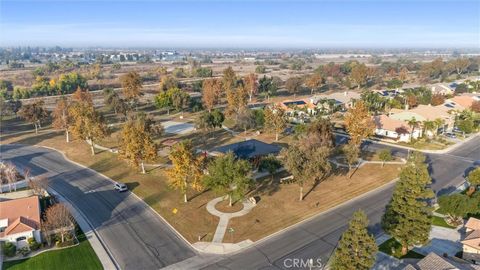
[{"left": 0, "top": 0, "right": 479, "bottom": 48}]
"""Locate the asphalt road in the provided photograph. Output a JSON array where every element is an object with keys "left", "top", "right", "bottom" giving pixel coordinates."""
[
  {"left": 1, "top": 136, "right": 478, "bottom": 270},
  {"left": 0, "top": 144, "right": 195, "bottom": 270},
  {"left": 199, "top": 136, "right": 480, "bottom": 270}
]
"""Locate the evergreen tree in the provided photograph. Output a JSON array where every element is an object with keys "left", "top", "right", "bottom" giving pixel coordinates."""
[
  {"left": 381, "top": 152, "right": 434, "bottom": 255},
  {"left": 330, "top": 210, "right": 378, "bottom": 270}
]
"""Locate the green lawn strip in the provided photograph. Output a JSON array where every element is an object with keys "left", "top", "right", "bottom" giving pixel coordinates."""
[
  {"left": 431, "top": 215, "right": 456, "bottom": 229},
  {"left": 378, "top": 238, "right": 425, "bottom": 259},
  {"left": 3, "top": 231, "right": 102, "bottom": 270}
]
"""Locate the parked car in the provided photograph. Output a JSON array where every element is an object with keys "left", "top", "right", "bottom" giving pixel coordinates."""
[
  {"left": 444, "top": 132, "right": 456, "bottom": 138},
  {"left": 114, "top": 182, "right": 128, "bottom": 192}
]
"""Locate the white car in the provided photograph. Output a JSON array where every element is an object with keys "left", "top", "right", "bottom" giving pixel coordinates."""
[{"left": 114, "top": 182, "right": 128, "bottom": 192}]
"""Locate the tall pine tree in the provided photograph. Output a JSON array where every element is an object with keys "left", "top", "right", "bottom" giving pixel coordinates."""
[
  {"left": 330, "top": 210, "right": 378, "bottom": 270},
  {"left": 382, "top": 152, "right": 434, "bottom": 255}
]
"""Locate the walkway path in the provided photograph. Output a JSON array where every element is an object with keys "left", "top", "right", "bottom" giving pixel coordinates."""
[{"left": 206, "top": 196, "right": 256, "bottom": 243}]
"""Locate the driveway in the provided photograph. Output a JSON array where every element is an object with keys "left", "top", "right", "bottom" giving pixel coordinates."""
[{"left": 413, "top": 226, "right": 462, "bottom": 256}]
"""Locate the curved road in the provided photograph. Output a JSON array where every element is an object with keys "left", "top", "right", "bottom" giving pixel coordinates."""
[
  {"left": 1, "top": 136, "right": 479, "bottom": 270},
  {"left": 0, "top": 144, "right": 195, "bottom": 270},
  {"left": 196, "top": 136, "right": 480, "bottom": 270}
]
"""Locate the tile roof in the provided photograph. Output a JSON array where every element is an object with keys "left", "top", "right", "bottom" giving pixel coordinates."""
[
  {"left": 462, "top": 229, "right": 480, "bottom": 251},
  {"left": 0, "top": 196, "right": 40, "bottom": 237},
  {"left": 466, "top": 217, "right": 480, "bottom": 231},
  {"left": 373, "top": 115, "right": 411, "bottom": 134},
  {"left": 410, "top": 252, "right": 480, "bottom": 270}
]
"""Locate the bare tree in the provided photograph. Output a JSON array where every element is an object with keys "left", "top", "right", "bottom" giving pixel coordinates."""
[
  {"left": 28, "top": 173, "right": 49, "bottom": 197},
  {"left": 1, "top": 162, "right": 18, "bottom": 192},
  {"left": 43, "top": 204, "right": 75, "bottom": 244}
]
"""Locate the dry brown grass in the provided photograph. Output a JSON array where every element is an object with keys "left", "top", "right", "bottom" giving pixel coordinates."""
[{"left": 1, "top": 119, "right": 400, "bottom": 244}]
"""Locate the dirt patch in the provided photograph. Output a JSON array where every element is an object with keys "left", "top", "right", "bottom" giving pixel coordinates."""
[{"left": 215, "top": 199, "right": 244, "bottom": 213}]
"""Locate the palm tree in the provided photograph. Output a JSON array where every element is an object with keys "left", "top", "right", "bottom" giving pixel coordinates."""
[
  {"left": 422, "top": 120, "right": 435, "bottom": 138},
  {"left": 434, "top": 118, "right": 444, "bottom": 136},
  {"left": 407, "top": 117, "right": 420, "bottom": 142}
]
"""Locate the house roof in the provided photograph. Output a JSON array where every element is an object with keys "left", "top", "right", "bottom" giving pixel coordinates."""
[
  {"left": 431, "top": 84, "right": 454, "bottom": 95},
  {"left": 452, "top": 94, "right": 480, "bottom": 109},
  {"left": 373, "top": 115, "right": 411, "bottom": 134},
  {"left": 0, "top": 196, "right": 40, "bottom": 237},
  {"left": 466, "top": 217, "right": 480, "bottom": 231},
  {"left": 406, "top": 252, "right": 480, "bottom": 270},
  {"left": 211, "top": 139, "right": 282, "bottom": 159},
  {"left": 312, "top": 91, "right": 361, "bottom": 104},
  {"left": 390, "top": 105, "right": 451, "bottom": 122},
  {"left": 462, "top": 229, "right": 480, "bottom": 251}
]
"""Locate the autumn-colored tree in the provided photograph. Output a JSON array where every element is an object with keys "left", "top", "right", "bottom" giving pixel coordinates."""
[
  {"left": 72, "top": 86, "right": 92, "bottom": 103},
  {"left": 244, "top": 73, "right": 258, "bottom": 102},
  {"left": 18, "top": 100, "right": 49, "bottom": 134},
  {"left": 69, "top": 89, "right": 108, "bottom": 155},
  {"left": 52, "top": 97, "right": 72, "bottom": 142},
  {"left": 471, "top": 100, "right": 480, "bottom": 113},
  {"left": 167, "top": 140, "right": 204, "bottom": 203},
  {"left": 431, "top": 93, "right": 445, "bottom": 106},
  {"left": 43, "top": 204, "right": 74, "bottom": 244},
  {"left": 118, "top": 116, "right": 158, "bottom": 173},
  {"left": 158, "top": 75, "right": 179, "bottom": 92},
  {"left": 264, "top": 105, "right": 287, "bottom": 141},
  {"left": 344, "top": 101, "right": 375, "bottom": 146},
  {"left": 223, "top": 67, "right": 238, "bottom": 116},
  {"left": 120, "top": 71, "right": 142, "bottom": 109},
  {"left": 202, "top": 78, "right": 222, "bottom": 112},
  {"left": 285, "top": 77, "right": 303, "bottom": 97},
  {"left": 350, "top": 63, "right": 369, "bottom": 89},
  {"left": 305, "top": 73, "right": 322, "bottom": 94},
  {"left": 399, "top": 67, "right": 409, "bottom": 81}
]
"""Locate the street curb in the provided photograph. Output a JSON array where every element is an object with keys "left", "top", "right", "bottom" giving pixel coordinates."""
[
  {"left": 25, "top": 144, "right": 205, "bottom": 255},
  {"left": 247, "top": 176, "right": 400, "bottom": 251}
]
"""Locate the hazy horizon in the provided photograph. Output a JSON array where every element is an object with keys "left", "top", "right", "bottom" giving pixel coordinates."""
[{"left": 1, "top": 0, "right": 479, "bottom": 48}]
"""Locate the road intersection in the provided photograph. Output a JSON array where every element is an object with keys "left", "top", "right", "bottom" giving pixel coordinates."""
[{"left": 1, "top": 135, "right": 478, "bottom": 270}]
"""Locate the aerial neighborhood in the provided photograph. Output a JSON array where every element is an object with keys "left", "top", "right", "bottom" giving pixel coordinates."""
[{"left": 1, "top": 1, "right": 480, "bottom": 270}]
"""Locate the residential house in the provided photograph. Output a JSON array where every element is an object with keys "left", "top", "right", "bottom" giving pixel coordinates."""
[
  {"left": 0, "top": 196, "right": 42, "bottom": 248},
  {"left": 373, "top": 114, "right": 421, "bottom": 142},
  {"left": 389, "top": 104, "right": 455, "bottom": 136},
  {"left": 311, "top": 91, "right": 361, "bottom": 110},
  {"left": 432, "top": 83, "right": 455, "bottom": 96},
  {"left": 278, "top": 100, "right": 317, "bottom": 116},
  {"left": 452, "top": 94, "right": 480, "bottom": 111},
  {"left": 462, "top": 217, "right": 480, "bottom": 263},
  {"left": 404, "top": 252, "right": 480, "bottom": 269}
]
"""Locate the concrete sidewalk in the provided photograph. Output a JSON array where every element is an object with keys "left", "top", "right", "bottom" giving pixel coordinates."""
[{"left": 49, "top": 189, "right": 118, "bottom": 270}]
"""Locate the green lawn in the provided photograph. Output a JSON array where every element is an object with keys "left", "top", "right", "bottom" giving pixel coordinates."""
[
  {"left": 3, "top": 232, "right": 102, "bottom": 270},
  {"left": 432, "top": 216, "right": 456, "bottom": 229},
  {"left": 378, "top": 238, "right": 425, "bottom": 259}
]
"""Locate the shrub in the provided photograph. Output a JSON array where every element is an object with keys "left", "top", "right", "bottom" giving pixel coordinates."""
[
  {"left": 3, "top": 242, "right": 16, "bottom": 257},
  {"left": 18, "top": 246, "right": 30, "bottom": 257},
  {"left": 28, "top": 237, "right": 41, "bottom": 251}
]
